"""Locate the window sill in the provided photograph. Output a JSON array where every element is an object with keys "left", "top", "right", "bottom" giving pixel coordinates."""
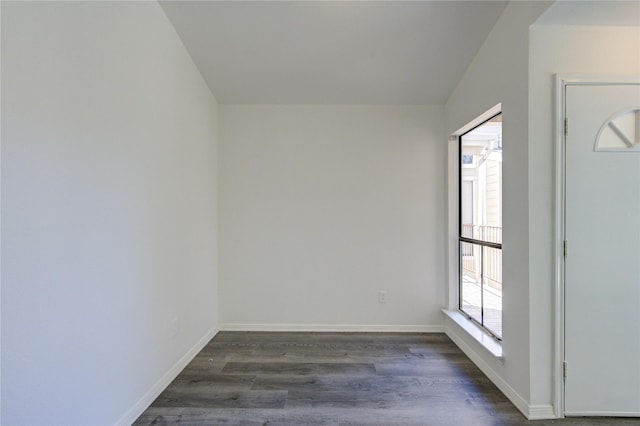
[{"left": 442, "top": 309, "right": 504, "bottom": 359}]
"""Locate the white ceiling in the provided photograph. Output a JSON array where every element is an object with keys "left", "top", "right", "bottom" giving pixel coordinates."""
[
  {"left": 536, "top": 0, "right": 640, "bottom": 27},
  {"left": 160, "top": 1, "right": 508, "bottom": 105}
]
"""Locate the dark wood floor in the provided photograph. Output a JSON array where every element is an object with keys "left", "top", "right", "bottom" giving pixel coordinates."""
[{"left": 135, "top": 332, "right": 639, "bottom": 425}]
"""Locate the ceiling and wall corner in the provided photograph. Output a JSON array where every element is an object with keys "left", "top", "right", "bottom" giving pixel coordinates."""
[
  {"left": 159, "top": 0, "right": 508, "bottom": 105},
  {"left": 153, "top": 1, "right": 514, "bottom": 333},
  {"left": 534, "top": 0, "right": 640, "bottom": 27}
]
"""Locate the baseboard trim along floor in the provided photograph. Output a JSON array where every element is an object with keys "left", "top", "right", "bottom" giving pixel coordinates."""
[
  {"left": 444, "top": 319, "right": 556, "bottom": 421},
  {"left": 220, "top": 323, "right": 445, "bottom": 333},
  {"left": 117, "top": 326, "right": 219, "bottom": 426}
]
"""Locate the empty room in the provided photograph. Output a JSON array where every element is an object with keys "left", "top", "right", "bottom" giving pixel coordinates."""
[{"left": 2, "top": 1, "right": 639, "bottom": 425}]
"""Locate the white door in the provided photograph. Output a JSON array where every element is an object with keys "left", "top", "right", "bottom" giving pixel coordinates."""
[{"left": 565, "top": 82, "right": 640, "bottom": 416}]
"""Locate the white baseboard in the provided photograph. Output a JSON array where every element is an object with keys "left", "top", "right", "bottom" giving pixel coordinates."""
[
  {"left": 445, "top": 324, "right": 556, "bottom": 420},
  {"left": 528, "top": 404, "right": 557, "bottom": 420},
  {"left": 220, "top": 323, "right": 444, "bottom": 333},
  {"left": 565, "top": 411, "right": 640, "bottom": 417},
  {"left": 115, "top": 326, "right": 219, "bottom": 426}
]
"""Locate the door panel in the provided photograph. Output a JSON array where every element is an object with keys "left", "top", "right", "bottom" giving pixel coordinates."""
[{"left": 565, "top": 83, "right": 640, "bottom": 416}]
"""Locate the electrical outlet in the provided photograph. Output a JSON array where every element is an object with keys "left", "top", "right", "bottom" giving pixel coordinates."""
[{"left": 378, "top": 291, "right": 387, "bottom": 303}]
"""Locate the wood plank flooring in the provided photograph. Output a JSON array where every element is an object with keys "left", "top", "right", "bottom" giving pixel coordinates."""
[{"left": 134, "top": 332, "right": 639, "bottom": 425}]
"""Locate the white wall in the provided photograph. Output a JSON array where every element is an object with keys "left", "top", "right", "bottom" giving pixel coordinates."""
[
  {"left": 528, "top": 22, "right": 640, "bottom": 407},
  {"left": 444, "top": 1, "right": 553, "bottom": 418},
  {"left": 1, "top": 2, "right": 219, "bottom": 424},
  {"left": 220, "top": 105, "right": 445, "bottom": 330}
]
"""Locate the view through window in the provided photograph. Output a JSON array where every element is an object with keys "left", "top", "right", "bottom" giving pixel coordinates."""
[{"left": 459, "top": 113, "right": 502, "bottom": 340}]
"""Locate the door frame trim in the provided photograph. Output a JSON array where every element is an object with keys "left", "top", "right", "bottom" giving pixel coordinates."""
[{"left": 553, "top": 74, "right": 640, "bottom": 418}]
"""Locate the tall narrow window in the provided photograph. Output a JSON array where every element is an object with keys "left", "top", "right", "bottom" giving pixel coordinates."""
[{"left": 459, "top": 113, "right": 502, "bottom": 340}]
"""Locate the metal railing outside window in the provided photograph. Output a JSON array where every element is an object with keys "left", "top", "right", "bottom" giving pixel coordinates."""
[{"left": 459, "top": 113, "right": 503, "bottom": 340}]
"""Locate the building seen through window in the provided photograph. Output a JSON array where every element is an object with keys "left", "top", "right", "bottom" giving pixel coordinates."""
[{"left": 459, "top": 113, "right": 502, "bottom": 340}]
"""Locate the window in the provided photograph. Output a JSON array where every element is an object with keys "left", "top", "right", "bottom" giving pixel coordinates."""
[{"left": 459, "top": 113, "right": 502, "bottom": 340}]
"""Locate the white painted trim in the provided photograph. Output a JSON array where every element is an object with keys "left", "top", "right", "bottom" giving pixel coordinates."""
[
  {"left": 220, "top": 323, "right": 444, "bottom": 333},
  {"left": 556, "top": 74, "right": 640, "bottom": 86},
  {"left": 554, "top": 74, "right": 640, "bottom": 419},
  {"left": 445, "top": 322, "right": 530, "bottom": 419},
  {"left": 565, "top": 411, "right": 640, "bottom": 417},
  {"left": 114, "top": 326, "right": 219, "bottom": 426},
  {"left": 528, "top": 405, "right": 557, "bottom": 420},
  {"left": 446, "top": 103, "right": 503, "bottom": 312},
  {"left": 442, "top": 310, "right": 502, "bottom": 358},
  {"left": 446, "top": 136, "right": 460, "bottom": 310},
  {"left": 452, "top": 103, "right": 502, "bottom": 136},
  {"left": 553, "top": 73, "right": 567, "bottom": 419}
]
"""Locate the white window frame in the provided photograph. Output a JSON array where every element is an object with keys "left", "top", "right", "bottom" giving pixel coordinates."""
[{"left": 445, "top": 103, "right": 503, "bottom": 358}]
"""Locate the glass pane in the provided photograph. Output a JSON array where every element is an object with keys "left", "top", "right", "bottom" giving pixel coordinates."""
[
  {"left": 482, "top": 246, "right": 502, "bottom": 339},
  {"left": 460, "top": 241, "right": 481, "bottom": 324},
  {"left": 460, "top": 114, "right": 502, "bottom": 245}
]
